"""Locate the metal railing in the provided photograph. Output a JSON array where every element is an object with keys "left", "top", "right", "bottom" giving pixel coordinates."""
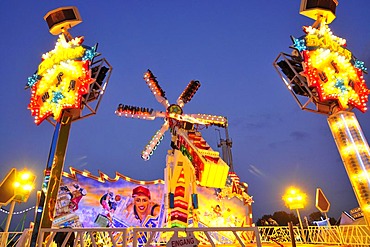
[
  {"left": 2, "top": 225, "right": 370, "bottom": 246},
  {"left": 0, "top": 230, "right": 29, "bottom": 247},
  {"left": 259, "top": 225, "right": 370, "bottom": 246}
]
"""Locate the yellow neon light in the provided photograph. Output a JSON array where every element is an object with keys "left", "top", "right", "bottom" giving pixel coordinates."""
[
  {"left": 28, "top": 34, "right": 95, "bottom": 125},
  {"left": 328, "top": 111, "right": 370, "bottom": 225},
  {"left": 301, "top": 24, "right": 369, "bottom": 112},
  {"left": 305, "top": 34, "right": 351, "bottom": 59},
  {"left": 30, "top": 61, "right": 91, "bottom": 122},
  {"left": 38, "top": 35, "right": 85, "bottom": 75}
]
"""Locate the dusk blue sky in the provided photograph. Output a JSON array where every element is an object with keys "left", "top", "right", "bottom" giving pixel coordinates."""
[{"left": 1, "top": 1, "right": 370, "bottom": 227}]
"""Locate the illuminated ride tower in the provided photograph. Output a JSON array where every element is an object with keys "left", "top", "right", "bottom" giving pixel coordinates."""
[
  {"left": 273, "top": 0, "right": 370, "bottom": 224},
  {"left": 115, "top": 69, "right": 230, "bottom": 227},
  {"left": 25, "top": 7, "right": 112, "bottom": 245}
]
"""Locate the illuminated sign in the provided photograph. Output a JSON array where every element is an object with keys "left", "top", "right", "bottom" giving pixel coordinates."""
[
  {"left": 27, "top": 34, "right": 97, "bottom": 125},
  {"left": 292, "top": 24, "right": 369, "bottom": 112}
]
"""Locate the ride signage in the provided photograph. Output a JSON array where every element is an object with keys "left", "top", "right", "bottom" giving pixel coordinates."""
[
  {"left": 26, "top": 34, "right": 97, "bottom": 125},
  {"left": 315, "top": 187, "right": 330, "bottom": 213},
  {"left": 292, "top": 23, "right": 369, "bottom": 112},
  {"left": 167, "top": 232, "right": 199, "bottom": 247}
]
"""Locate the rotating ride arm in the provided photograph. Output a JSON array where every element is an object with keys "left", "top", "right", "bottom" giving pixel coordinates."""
[
  {"left": 176, "top": 80, "right": 201, "bottom": 108},
  {"left": 141, "top": 120, "right": 169, "bottom": 160},
  {"left": 144, "top": 69, "right": 170, "bottom": 109},
  {"left": 187, "top": 113, "right": 228, "bottom": 128},
  {"left": 115, "top": 104, "right": 165, "bottom": 120},
  {"left": 166, "top": 113, "right": 228, "bottom": 128}
]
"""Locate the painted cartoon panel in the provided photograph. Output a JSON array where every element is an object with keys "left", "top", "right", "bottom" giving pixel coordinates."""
[
  {"left": 52, "top": 169, "right": 165, "bottom": 228},
  {"left": 52, "top": 168, "right": 253, "bottom": 233},
  {"left": 188, "top": 173, "right": 254, "bottom": 244}
]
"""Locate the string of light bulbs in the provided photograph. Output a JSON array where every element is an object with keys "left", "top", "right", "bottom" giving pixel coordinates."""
[{"left": 0, "top": 206, "right": 35, "bottom": 215}]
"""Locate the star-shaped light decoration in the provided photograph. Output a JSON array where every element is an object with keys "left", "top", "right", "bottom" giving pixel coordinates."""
[
  {"left": 296, "top": 24, "right": 369, "bottom": 112},
  {"left": 27, "top": 34, "right": 97, "bottom": 125},
  {"left": 291, "top": 36, "right": 306, "bottom": 52}
]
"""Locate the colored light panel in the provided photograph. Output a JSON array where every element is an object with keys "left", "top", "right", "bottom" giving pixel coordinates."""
[
  {"left": 27, "top": 34, "right": 96, "bottom": 125},
  {"left": 293, "top": 24, "right": 369, "bottom": 112}
]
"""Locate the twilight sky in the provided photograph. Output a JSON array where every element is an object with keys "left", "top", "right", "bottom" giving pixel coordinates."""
[{"left": 0, "top": 0, "right": 370, "bottom": 225}]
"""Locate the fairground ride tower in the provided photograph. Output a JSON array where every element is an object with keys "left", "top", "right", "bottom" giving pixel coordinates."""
[
  {"left": 26, "top": 6, "right": 112, "bottom": 246},
  {"left": 274, "top": 0, "right": 370, "bottom": 225}
]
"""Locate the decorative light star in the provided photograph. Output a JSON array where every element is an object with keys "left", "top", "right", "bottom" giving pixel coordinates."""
[
  {"left": 334, "top": 78, "right": 346, "bottom": 92},
  {"left": 27, "top": 74, "right": 41, "bottom": 88},
  {"left": 354, "top": 59, "right": 367, "bottom": 72},
  {"left": 82, "top": 45, "right": 98, "bottom": 61},
  {"left": 51, "top": 91, "right": 65, "bottom": 103},
  {"left": 27, "top": 34, "right": 97, "bottom": 125},
  {"left": 297, "top": 24, "right": 369, "bottom": 112},
  {"left": 291, "top": 36, "right": 306, "bottom": 52}
]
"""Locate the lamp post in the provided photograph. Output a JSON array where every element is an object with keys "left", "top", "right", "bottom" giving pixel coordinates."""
[
  {"left": 282, "top": 186, "right": 307, "bottom": 243},
  {"left": 2, "top": 169, "right": 35, "bottom": 247}
]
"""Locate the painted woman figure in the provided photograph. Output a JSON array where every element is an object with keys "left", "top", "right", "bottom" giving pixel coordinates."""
[{"left": 125, "top": 186, "right": 160, "bottom": 224}]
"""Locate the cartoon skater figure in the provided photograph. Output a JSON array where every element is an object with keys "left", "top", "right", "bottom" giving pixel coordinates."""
[
  {"left": 60, "top": 185, "right": 73, "bottom": 199},
  {"left": 109, "top": 194, "right": 121, "bottom": 214},
  {"left": 69, "top": 184, "right": 87, "bottom": 211},
  {"left": 100, "top": 192, "right": 114, "bottom": 215},
  {"left": 60, "top": 184, "right": 86, "bottom": 212}
]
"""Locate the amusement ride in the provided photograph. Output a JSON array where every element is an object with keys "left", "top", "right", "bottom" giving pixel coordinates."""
[
  {"left": 274, "top": 0, "right": 370, "bottom": 226},
  {"left": 0, "top": 0, "right": 369, "bottom": 246},
  {"left": 115, "top": 69, "right": 231, "bottom": 227}
]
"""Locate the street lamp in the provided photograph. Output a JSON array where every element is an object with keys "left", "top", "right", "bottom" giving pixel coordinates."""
[
  {"left": 0, "top": 169, "right": 36, "bottom": 247},
  {"left": 4, "top": 169, "right": 36, "bottom": 232},
  {"left": 282, "top": 186, "right": 307, "bottom": 242},
  {"left": 13, "top": 169, "right": 36, "bottom": 203}
]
